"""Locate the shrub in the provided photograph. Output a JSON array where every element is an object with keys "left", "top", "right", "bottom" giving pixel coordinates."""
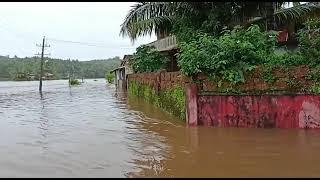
[
  {"left": 177, "top": 25, "right": 277, "bottom": 84},
  {"left": 69, "top": 79, "right": 81, "bottom": 85},
  {"left": 298, "top": 18, "right": 320, "bottom": 65},
  {"left": 264, "top": 51, "right": 306, "bottom": 66},
  {"left": 131, "top": 45, "right": 170, "bottom": 73},
  {"left": 105, "top": 72, "right": 114, "bottom": 83}
]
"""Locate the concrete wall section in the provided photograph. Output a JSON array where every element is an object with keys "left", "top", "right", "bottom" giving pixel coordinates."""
[{"left": 187, "top": 90, "right": 320, "bottom": 128}]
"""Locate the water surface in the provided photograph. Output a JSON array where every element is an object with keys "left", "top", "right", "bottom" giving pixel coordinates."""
[{"left": 0, "top": 79, "right": 319, "bottom": 177}]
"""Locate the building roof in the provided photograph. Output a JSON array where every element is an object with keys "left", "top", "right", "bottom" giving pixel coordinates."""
[
  {"left": 123, "top": 55, "right": 133, "bottom": 60},
  {"left": 146, "top": 35, "right": 178, "bottom": 52},
  {"left": 110, "top": 66, "right": 125, "bottom": 73},
  {"left": 120, "top": 55, "right": 133, "bottom": 66},
  {"left": 110, "top": 54, "right": 133, "bottom": 73},
  {"left": 43, "top": 73, "right": 54, "bottom": 77}
]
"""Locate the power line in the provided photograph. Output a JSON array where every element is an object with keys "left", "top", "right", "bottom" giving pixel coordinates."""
[
  {"left": 0, "top": 16, "right": 137, "bottom": 61},
  {"left": 46, "top": 37, "right": 136, "bottom": 49},
  {"left": 0, "top": 16, "right": 137, "bottom": 50}
]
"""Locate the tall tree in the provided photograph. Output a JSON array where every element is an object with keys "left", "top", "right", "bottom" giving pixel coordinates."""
[{"left": 120, "top": 2, "right": 320, "bottom": 41}]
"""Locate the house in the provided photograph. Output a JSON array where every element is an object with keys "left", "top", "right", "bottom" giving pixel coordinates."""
[
  {"left": 144, "top": 2, "right": 320, "bottom": 63},
  {"left": 111, "top": 66, "right": 125, "bottom": 89},
  {"left": 27, "top": 73, "right": 36, "bottom": 80},
  {"left": 122, "top": 55, "right": 134, "bottom": 77},
  {"left": 146, "top": 35, "right": 179, "bottom": 72},
  {"left": 43, "top": 73, "right": 54, "bottom": 80},
  {"left": 144, "top": 31, "right": 292, "bottom": 73},
  {"left": 110, "top": 55, "right": 134, "bottom": 90},
  {"left": 271, "top": 2, "right": 320, "bottom": 49}
]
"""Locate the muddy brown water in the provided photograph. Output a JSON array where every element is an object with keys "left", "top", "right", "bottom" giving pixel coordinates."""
[{"left": 0, "top": 79, "right": 320, "bottom": 177}]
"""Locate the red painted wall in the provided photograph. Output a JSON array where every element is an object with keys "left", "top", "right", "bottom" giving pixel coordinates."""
[
  {"left": 186, "top": 84, "right": 198, "bottom": 126},
  {"left": 129, "top": 70, "right": 320, "bottom": 129},
  {"left": 196, "top": 95, "right": 320, "bottom": 128}
]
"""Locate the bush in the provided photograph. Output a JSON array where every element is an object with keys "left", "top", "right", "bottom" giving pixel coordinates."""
[
  {"left": 177, "top": 25, "right": 277, "bottom": 84},
  {"left": 131, "top": 45, "right": 170, "bottom": 73},
  {"left": 128, "top": 81, "right": 185, "bottom": 120},
  {"left": 264, "top": 51, "right": 306, "bottom": 66},
  {"left": 105, "top": 73, "right": 114, "bottom": 83},
  {"left": 69, "top": 79, "right": 81, "bottom": 85},
  {"left": 298, "top": 18, "right": 320, "bottom": 65}
]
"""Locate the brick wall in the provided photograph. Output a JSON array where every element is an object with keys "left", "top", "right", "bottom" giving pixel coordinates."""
[
  {"left": 128, "top": 71, "right": 192, "bottom": 91},
  {"left": 195, "top": 65, "right": 310, "bottom": 92},
  {"left": 128, "top": 65, "right": 312, "bottom": 94}
]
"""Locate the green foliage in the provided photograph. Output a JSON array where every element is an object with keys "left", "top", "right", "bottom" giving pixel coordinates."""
[
  {"left": 128, "top": 81, "right": 185, "bottom": 120},
  {"left": 216, "top": 85, "right": 243, "bottom": 95},
  {"left": 160, "top": 86, "right": 185, "bottom": 119},
  {"left": 285, "top": 76, "right": 302, "bottom": 91},
  {"left": 0, "top": 55, "right": 121, "bottom": 80},
  {"left": 264, "top": 51, "right": 307, "bottom": 66},
  {"left": 172, "top": 17, "right": 203, "bottom": 43},
  {"left": 306, "top": 65, "right": 320, "bottom": 81},
  {"left": 309, "top": 82, "right": 320, "bottom": 94},
  {"left": 177, "top": 25, "right": 276, "bottom": 84},
  {"left": 120, "top": 2, "right": 320, "bottom": 41},
  {"left": 298, "top": 18, "right": 320, "bottom": 65},
  {"left": 105, "top": 73, "right": 115, "bottom": 83},
  {"left": 131, "top": 45, "right": 169, "bottom": 73},
  {"left": 128, "top": 81, "right": 160, "bottom": 106},
  {"left": 256, "top": 18, "right": 320, "bottom": 67},
  {"left": 262, "top": 65, "right": 277, "bottom": 84},
  {"left": 69, "top": 79, "right": 81, "bottom": 85}
]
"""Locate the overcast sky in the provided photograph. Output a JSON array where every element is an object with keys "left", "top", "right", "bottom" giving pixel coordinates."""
[{"left": 0, "top": 2, "right": 156, "bottom": 61}]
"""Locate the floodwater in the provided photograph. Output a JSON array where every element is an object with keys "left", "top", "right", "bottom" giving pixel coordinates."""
[{"left": 1, "top": 79, "right": 320, "bottom": 177}]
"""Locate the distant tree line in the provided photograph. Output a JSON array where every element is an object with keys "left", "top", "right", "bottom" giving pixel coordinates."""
[{"left": 0, "top": 55, "right": 121, "bottom": 81}]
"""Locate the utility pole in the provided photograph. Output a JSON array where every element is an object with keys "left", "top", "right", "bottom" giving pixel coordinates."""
[{"left": 35, "top": 36, "right": 50, "bottom": 92}]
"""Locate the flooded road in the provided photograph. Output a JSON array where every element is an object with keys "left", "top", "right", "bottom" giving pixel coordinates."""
[{"left": 0, "top": 79, "right": 320, "bottom": 177}]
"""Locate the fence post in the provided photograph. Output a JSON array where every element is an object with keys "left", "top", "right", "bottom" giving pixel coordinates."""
[{"left": 186, "top": 83, "right": 199, "bottom": 126}]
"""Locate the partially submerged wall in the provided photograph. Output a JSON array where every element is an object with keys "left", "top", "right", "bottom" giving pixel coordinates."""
[
  {"left": 128, "top": 65, "right": 320, "bottom": 128},
  {"left": 198, "top": 93, "right": 320, "bottom": 129},
  {"left": 185, "top": 65, "right": 320, "bottom": 128},
  {"left": 128, "top": 71, "right": 189, "bottom": 120}
]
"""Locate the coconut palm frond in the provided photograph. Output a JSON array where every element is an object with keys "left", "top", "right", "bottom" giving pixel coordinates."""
[
  {"left": 247, "top": 3, "right": 320, "bottom": 27},
  {"left": 172, "top": 2, "right": 198, "bottom": 17},
  {"left": 120, "top": 2, "right": 173, "bottom": 42},
  {"left": 273, "top": 3, "right": 320, "bottom": 24},
  {"left": 124, "top": 16, "right": 173, "bottom": 42}
]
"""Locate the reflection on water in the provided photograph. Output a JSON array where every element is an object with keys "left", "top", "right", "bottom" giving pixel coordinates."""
[{"left": 0, "top": 79, "right": 320, "bottom": 177}]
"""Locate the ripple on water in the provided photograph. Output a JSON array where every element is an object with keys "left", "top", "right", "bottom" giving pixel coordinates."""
[{"left": 3, "top": 80, "right": 320, "bottom": 177}]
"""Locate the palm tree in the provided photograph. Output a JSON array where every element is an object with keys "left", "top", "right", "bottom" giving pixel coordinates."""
[
  {"left": 120, "top": 2, "right": 212, "bottom": 42},
  {"left": 120, "top": 2, "right": 174, "bottom": 42},
  {"left": 248, "top": 2, "right": 320, "bottom": 30},
  {"left": 120, "top": 2, "right": 320, "bottom": 42}
]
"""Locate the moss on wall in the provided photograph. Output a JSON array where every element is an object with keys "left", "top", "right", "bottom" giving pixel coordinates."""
[
  {"left": 199, "top": 65, "right": 320, "bottom": 95},
  {"left": 128, "top": 81, "right": 186, "bottom": 120}
]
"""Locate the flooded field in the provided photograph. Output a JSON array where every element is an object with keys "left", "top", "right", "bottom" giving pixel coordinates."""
[{"left": 0, "top": 79, "right": 320, "bottom": 177}]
